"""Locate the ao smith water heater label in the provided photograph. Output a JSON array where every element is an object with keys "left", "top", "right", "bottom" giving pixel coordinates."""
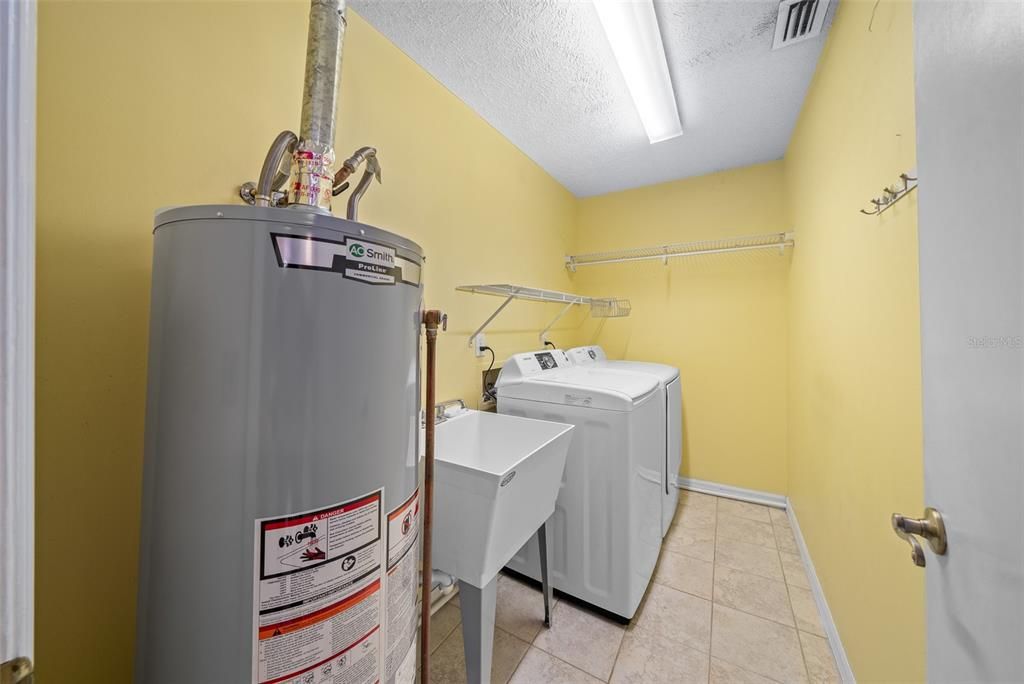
[
  {"left": 271, "top": 233, "right": 421, "bottom": 287},
  {"left": 253, "top": 490, "right": 385, "bottom": 684}
]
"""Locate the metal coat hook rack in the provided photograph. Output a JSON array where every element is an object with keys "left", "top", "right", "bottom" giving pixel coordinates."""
[{"left": 860, "top": 170, "right": 918, "bottom": 215}]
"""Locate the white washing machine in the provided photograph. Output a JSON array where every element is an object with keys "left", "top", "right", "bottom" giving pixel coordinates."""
[
  {"left": 495, "top": 349, "right": 664, "bottom": 620},
  {"left": 567, "top": 346, "right": 682, "bottom": 536}
]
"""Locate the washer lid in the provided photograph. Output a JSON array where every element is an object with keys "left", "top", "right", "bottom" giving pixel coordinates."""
[
  {"left": 567, "top": 346, "right": 679, "bottom": 384},
  {"left": 601, "top": 360, "right": 680, "bottom": 385},
  {"left": 497, "top": 367, "right": 659, "bottom": 411}
]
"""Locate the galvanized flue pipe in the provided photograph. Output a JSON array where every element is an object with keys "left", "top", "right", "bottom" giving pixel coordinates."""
[{"left": 288, "top": 0, "right": 347, "bottom": 211}]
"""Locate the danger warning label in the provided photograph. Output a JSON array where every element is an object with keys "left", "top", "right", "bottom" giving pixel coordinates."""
[
  {"left": 253, "top": 490, "right": 384, "bottom": 684},
  {"left": 384, "top": 490, "right": 420, "bottom": 682}
]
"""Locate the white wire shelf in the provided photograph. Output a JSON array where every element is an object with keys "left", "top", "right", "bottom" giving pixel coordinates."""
[
  {"left": 565, "top": 232, "right": 795, "bottom": 271},
  {"left": 455, "top": 283, "right": 630, "bottom": 345}
]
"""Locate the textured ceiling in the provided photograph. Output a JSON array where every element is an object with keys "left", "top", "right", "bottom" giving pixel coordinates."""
[{"left": 352, "top": 0, "right": 834, "bottom": 197}]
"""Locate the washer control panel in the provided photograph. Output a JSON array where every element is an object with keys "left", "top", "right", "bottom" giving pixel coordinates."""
[
  {"left": 567, "top": 345, "right": 607, "bottom": 365},
  {"left": 495, "top": 349, "right": 571, "bottom": 385}
]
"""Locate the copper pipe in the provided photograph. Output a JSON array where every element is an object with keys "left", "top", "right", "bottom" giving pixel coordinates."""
[{"left": 420, "top": 309, "right": 446, "bottom": 684}]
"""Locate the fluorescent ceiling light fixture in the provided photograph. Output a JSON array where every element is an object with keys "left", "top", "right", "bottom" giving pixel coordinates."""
[{"left": 594, "top": 0, "right": 682, "bottom": 144}]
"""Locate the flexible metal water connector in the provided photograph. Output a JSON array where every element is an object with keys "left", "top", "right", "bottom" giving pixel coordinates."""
[
  {"left": 333, "top": 147, "right": 377, "bottom": 190},
  {"left": 288, "top": 0, "right": 347, "bottom": 211},
  {"left": 340, "top": 146, "right": 376, "bottom": 177},
  {"left": 332, "top": 146, "right": 381, "bottom": 221},
  {"left": 255, "top": 131, "right": 298, "bottom": 207},
  {"left": 347, "top": 163, "right": 379, "bottom": 221}
]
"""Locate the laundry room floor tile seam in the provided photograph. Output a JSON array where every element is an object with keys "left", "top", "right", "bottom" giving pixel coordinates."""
[
  {"left": 770, "top": 503, "right": 840, "bottom": 682},
  {"left": 782, "top": 524, "right": 818, "bottom": 683},
  {"left": 707, "top": 494, "right": 841, "bottom": 684},
  {"left": 709, "top": 495, "right": 807, "bottom": 683},
  {"left": 707, "top": 492, "right": 721, "bottom": 682},
  {"left": 776, "top": 510, "right": 809, "bottom": 672},
  {"left": 605, "top": 616, "right": 629, "bottom": 683},
  {"left": 772, "top": 512, "right": 811, "bottom": 683},
  {"left": 512, "top": 645, "right": 605, "bottom": 682}
]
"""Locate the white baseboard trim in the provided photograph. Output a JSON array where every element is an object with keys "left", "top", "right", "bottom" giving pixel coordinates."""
[
  {"left": 675, "top": 476, "right": 855, "bottom": 683},
  {"left": 676, "top": 476, "right": 787, "bottom": 509},
  {"left": 786, "top": 500, "right": 856, "bottom": 684}
]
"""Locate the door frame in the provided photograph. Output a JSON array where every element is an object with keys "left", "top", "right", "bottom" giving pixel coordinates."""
[{"left": 0, "top": 0, "right": 37, "bottom": 665}]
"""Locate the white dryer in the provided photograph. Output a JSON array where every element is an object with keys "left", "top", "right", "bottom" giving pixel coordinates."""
[
  {"left": 567, "top": 346, "right": 682, "bottom": 536},
  {"left": 495, "top": 349, "right": 664, "bottom": 620}
]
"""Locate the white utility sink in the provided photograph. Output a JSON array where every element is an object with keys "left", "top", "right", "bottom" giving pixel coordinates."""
[{"left": 433, "top": 409, "right": 573, "bottom": 588}]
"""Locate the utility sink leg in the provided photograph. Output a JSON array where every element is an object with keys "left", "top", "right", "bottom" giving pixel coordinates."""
[
  {"left": 538, "top": 517, "right": 554, "bottom": 628},
  {"left": 459, "top": 577, "right": 497, "bottom": 684}
]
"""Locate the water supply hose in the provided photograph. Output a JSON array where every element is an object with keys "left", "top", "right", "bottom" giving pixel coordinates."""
[
  {"left": 255, "top": 130, "right": 298, "bottom": 207},
  {"left": 421, "top": 309, "right": 446, "bottom": 684},
  {"left": 346, "top": 162, "right": 379, "bottom": 222},
  {"left": 332, "top": 146, "right": 382, "bottom": 220}
]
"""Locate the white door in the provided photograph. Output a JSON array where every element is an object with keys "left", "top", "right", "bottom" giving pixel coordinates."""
[
  {"left": 0, "top": 0, "right": 36, "bottom": 680},
  {"left": 913, "top": 0, "right": 1023, "bottom": 680}
]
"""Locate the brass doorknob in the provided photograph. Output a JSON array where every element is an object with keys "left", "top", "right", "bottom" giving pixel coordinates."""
[
  {"left": 892, "top": 507, "right": 947, "bottom": 567},
  {"left": 1, "top": 656, "right": 33, "bottom": 684}
]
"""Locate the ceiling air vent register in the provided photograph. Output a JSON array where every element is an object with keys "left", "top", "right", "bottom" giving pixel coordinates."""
[{"left": 772, "top": 0, "right": 829, "bottom": 50}]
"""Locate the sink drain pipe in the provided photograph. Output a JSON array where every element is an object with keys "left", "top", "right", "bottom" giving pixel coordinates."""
[{"left": 421, "top": 309, "right": 446, "bottom": 684}]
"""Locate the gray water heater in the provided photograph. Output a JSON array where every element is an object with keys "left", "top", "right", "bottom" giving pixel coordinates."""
[{"left": 135, "top": 204, "right": 424, "bottom": 684}]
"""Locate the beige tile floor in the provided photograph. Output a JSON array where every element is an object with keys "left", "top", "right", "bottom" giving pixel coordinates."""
[{"left": 427, "top": 491, "right": 841, "bottom": 684}]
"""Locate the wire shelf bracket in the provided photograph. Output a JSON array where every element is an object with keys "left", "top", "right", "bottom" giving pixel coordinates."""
[
  {"left": 564, "top": 232, "right": 795, "bottom": 271},
  {"left": 455, "top": 283, "right": 630, "bottom": 345}
]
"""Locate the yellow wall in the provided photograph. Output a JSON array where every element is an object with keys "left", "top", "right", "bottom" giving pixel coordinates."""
[
  {"left": 572, "top": 162, "right": 790, "bottom": 494},
  {"left": 784, "top": 0, "right": 923, "bottom": 681},
  {"left": 36, "top": 3, "right": 575, "bottom": 680}
]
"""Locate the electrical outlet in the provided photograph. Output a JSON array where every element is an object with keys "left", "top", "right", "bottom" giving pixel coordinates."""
[{"left": 472, "top": 333, "right": 487, "bottom": 358}]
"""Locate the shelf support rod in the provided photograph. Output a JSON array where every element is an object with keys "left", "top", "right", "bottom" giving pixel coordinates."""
[
  {"left": 538, "top": 301, "right": 577, "bottom": 344},
  {"left": 467, "top": 291, "right": 518, "bottom": 346},
  {"left": 567, "top": 239, "right": 794, "bottom": 268}
]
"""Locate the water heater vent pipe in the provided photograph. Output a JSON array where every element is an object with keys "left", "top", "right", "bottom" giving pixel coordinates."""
[{"left": 288, "top": 0, "right": 347, "bottom": 211}]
